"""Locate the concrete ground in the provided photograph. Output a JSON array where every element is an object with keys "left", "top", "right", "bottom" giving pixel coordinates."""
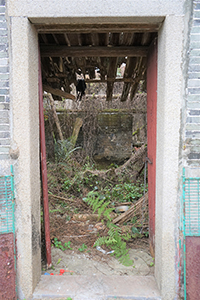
[
  {"left": 45, "top": 247, "right": 155, "bottom": 276},
  {"left": 32, "top": 248, "right": 161, "bottom": 299}
]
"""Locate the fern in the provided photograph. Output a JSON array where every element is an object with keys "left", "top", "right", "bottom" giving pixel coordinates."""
[
  {"left": 83, "top": 191, "right": 133, "bottom": 267},
  {"left": 83, "top": 191, "right": 113, "bottom": 220}
]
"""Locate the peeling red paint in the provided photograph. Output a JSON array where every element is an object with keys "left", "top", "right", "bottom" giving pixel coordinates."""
[
  {"left": 186, "top": 236, "right": 200, "bottom": 300},
  {"left": 0, "top": 233, "right": 16, "bottom": 299},
  {"left": 147, "top": 38, "right": 157, "bottom": 254}
]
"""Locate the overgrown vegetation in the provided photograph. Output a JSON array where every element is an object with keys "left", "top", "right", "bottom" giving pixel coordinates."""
[{"left": 44, "top": 94, "right": 148, "bottom": 267}]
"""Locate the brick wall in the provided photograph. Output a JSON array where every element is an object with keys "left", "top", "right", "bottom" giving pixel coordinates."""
[{"left": 185, "top": 0, "right": 200, "bottom": 166}]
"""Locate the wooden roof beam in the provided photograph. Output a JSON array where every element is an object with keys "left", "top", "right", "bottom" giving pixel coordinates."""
[
  {"left": 43, "top": 84, "right": 75, "bottom": 100},
  {"left": 40, "top": 45, "right": 148, "bottom": 57}
]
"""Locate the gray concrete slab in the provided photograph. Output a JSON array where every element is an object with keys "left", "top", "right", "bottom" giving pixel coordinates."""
[{"left": 32, "top": 275, "right": 161, "bottom": 300}]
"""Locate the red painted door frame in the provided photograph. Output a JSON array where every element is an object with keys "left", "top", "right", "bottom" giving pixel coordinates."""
[{"left": 147, "top": 38, "right": 157, "bottom": 255}]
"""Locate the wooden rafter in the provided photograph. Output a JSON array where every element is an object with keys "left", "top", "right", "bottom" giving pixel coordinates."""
[
  {"left": 106, "top": 57, "right": 118, "bottom": 101},
  {"left": 43, "top": 84, "right": 75, "bottom": 100}
]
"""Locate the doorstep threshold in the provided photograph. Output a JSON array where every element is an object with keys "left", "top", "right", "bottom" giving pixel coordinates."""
[{"left": 32, "top": 275, "right": 161, "bottom": 300}]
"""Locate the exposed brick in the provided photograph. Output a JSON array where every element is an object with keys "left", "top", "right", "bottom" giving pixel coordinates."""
[
  {"left": 186, "top": 131, "right": 200, "bottom": 138},
  {"left": 190, "top": 49, "right": 200, "bottom": 56},
  {"left": 0, "top": 124, "right": 9, "bottom": 131},
  {"left": 0, "top": 138, "right": 10, "bottom": 145},
  {"left": 0, "top": 132, "right": 10, "bottom": 138},
  {"left": 0, "top": 95, "right": 5, "bottom": 102},
  {"left": 0, "top": 6, "right": 5, "bottom": 13},
  {"left": 189, "top": 65, "right": 200, "bottom": 72},
  {"left": 188, "top": 88, "right": 200, "bottom": 94},
  {"left": 0, "top": 146, "right": 9, "bottom": 153},
  {"left": 0, "top": 102, "right": 9, "bottom": 110},
  {"left": 190, "top": 34, "right": 200, "bottom": 41},
  {"left": 0, "top": 110, "right": 8, "bottom": 118},
  {"left": 188, "top": 72, "right": 200, "bottom": 79},
  {"left": 187, "top": 102, "right": 200, "bottom": 109},
  {"left": 0, "top": 88, "right": 9, "bottom": 95},
  {"left": 0, "top": 117, "right": 9, "bottom": 124},
  {"left": 186, "top": 123, "right": 200, "bottom": 130},
  {"left": 0, "top": 81, "right": 9, "bottom": 88},
  {"left": 194, "top": 10, "right": 200, "bottom": 18},
  {"left": 187, "top": 116, "right": 200, "bottom": 123},
  {"left": 0, "top": 74, "right": 9, "bottom": 80},
  {"left": 188, "top": 152, "right": 200, "bottom": 159},
  {"left": 188, "top": 79, "right": 200, "bottom": 87},
  {"left": 189, "top": 56, "right": 200, "bottom": 64},
  {"left": 0, "top": 30, "right": 8, "bottom": 37},
  {"left": 0, "top": 58, "right": 9, "bottom": 66},
  {"left": 194, "top": 3, "right": 200, "bottom": 10},
  {"left": 187, "top": 94, "right": 200, "bottom": 101},
  {"left": 189, "top": 110, "right": 200, "bottom": 115},
  {"left": 0, "top": 153, "right": 9, "bottom": 159}
]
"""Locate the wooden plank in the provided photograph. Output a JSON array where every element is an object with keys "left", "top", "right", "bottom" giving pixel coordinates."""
[
  {"left": 36, "top": 23, "right": 161, "bottom": 33},
  {"left": 40, "top": 45, "right": 148, "bottom": 57},
  {"left": 43, "top": 84, "right": 75, "bottom": 100}
]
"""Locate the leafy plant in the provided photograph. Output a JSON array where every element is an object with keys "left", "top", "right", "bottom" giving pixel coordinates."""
[
  {"left": 78, "top": 243, "right": 87, "bottom": 252},
  {"left": 94, "top": 222, "right": 133, "bottom": 267},
  {"left": 83, "top": 191, "right": 114, "bottom": 221},
  {"left": 52, "top": 238, "right": 73, "bottom": 251}
]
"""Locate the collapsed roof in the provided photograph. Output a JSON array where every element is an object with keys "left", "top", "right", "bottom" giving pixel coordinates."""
[{"left": 38, "top": 23, "right": 159, "bottom": 101}]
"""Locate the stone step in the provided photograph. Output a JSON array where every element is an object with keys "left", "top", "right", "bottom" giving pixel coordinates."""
[{"left": 32, "top": 275, "right": 161, "bottom": 300}]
